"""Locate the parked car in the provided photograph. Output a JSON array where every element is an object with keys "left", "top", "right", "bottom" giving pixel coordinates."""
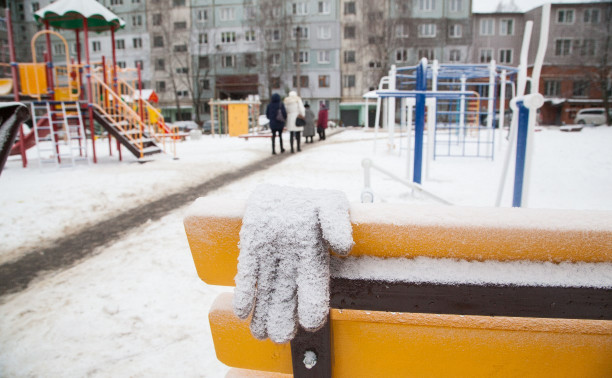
[
  {"left": 574, "top": 108, "right": 610, "bottom": 126},
  {"left": 202, "top": 120, "right": 213, "bottom": 133}
]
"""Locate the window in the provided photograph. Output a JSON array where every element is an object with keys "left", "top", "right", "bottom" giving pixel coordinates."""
[
  {"left": 134, "top": 60, "right": 143, "bottom": 70},
  {"left": 318, "top": 26, "right": 331, "bottom": 39},
  {"left": 198, "top": 56, "right": 210, "bottom": 68},
  {"left": 449, "top": 0, "right": 462, "bottom": 12},
  {"left": 344, "top": 1, "right": 356, "bottom": 15},
  {"left": 174, "top": 44, "right": 188, "bottom": 53},
  {"left": 245, "top": 6, "right": 256, "bottom": 19},
  {"left": 173, "top": 0, "right": 186, "bottom": 6},
  {"left": 153, "top": 36, "right": 164, "bottom": 47},
  {"left": 132, "top": 0, "right": 140, "bottom": 3},
  {"left": 342, "top": 75, "right": 356, "bottom": 88},
  {"left": 268, "top": 29, "right": 281, "bottom": 41},
  {"left": 133, "top": 38, "right": 142, "bottom": 48},
  {"left": 557, "top": 9, "right": 574, "bottom": 24},
  {"left": 117, "top": 61, "right": 126, "bottom": 69},
  {"left": 245, "top": 30, "right": 256, "bottom": 42},
  {"left": 53, "top": 43, "right": 65, "bottom": 55},
  {"left": 344, "top": 25, "right": 356, "bottom": 39},
  {"left": 418, "top": 24, "right": 436, "bottom": 37},
  {"left": 155, "top": 59, "right": 165, "bottom": 71},
  {"left": 396, "top": 24, "right": 409, "bottom": 38},
  {"left": 245, "top": 53, "right": 257, "bottom": 67},
  {"left": 197, "top": 9, "right": 208, "bottom": 21},
  {"left": 580, "top": 39, "right": 595, "bottom": 56},
  {"left": 417, "top": 48, "right": 435, "bottom": 60},
  {"left": 293, "top": 50, "right": 309, "bottom": 64},
  {"left": 544, "top": 80, "right": 561, "bottom": 97},
  {"left": 292, "top": 26, "right": 309, "bottom": 39},
  {"left": 368, "top": 61, "right": 382, "bottom": 68},
  {"left": 572, "top": 80, "right": 588, "bottom": 97},
  {"left": 499, "top": 49, "right": 513, "bottom": 64},
  {"left": 110, "top": 0, "right": 123, "bottom": 5},
  {"left": 221, "top": 32, "right": 236, "bottom": 44},
  {"left": 419, "top": 0, "right": 436, "bottom": 11},
  {"left": 292, "top": 2, "right": 308, "bottom": 15},
  {"left": 269, "top": 53, "right": 281, "bottom": 66},
  {"left": 199, "top": 33, "right": 208, "bottom": 44},
  {"left": 319, "top": 75, "right": 330, "bottom": 88},
  {"left": 176, "top": 67, "right": 188, "bottom": 74},
  {"left": 152, "top": 14, "right": 162, "bottom": 26},
  {"left": 479, "top": 49, "right": 493, "bottom": 63},
  {"left": 448, "top": 49, "right": 460, "bottom": 62},
  {"left": 200, "top": 79, "right": 210, "bottom": 90},
  {"left": 272, "top": 8, "right": 282, "bottom": 18},
  {"left": 220, "top": 7, "right": 235, "bottom": 21},
  {"left": 554, "top": 39, "right": 572, "bottom": 56},
  {"left": 271, "top": 77, "right": 281, "bottom": 89},
  {"left": 174, "top": 21, "right": 187, "bottom": 30},
  {"left": 583, "top": 9, "right": 599, "bottom": 23},
  {"left": 500, "top": 19, "right": 514, "bottom": 35},
  {"left": 116, "top": 39, "right": 125, "bottom": 49},
  {"left": 396, "top": 48, "right": 408, "bottom": 62},
  {"left": 449, "top": 24, "right": 462, "bottom": 38},
  {"left": 32, "top": 2, "right": 40, "bottom": 12},
  {"left": 221, "top": 55, "right": 235, "bottom": 68},
  {"left": 480, "top": 19, "right": 494, "bottom": 35},
  {"left": 344, "top": 50, "right": 356, "bottom": 63},
  {"left": 292, "top": 75, "right": 309, "bottom": 87},
  {"left": 318, "top": 50, "right": 330, "bottom": 64},
  {"left": 92, "top": 41, "right": 101, "bottom": 52},
  {"left": 176, "top": 90, "right": 188, "bottom": 98},
  {"left": 318, "top": 1, "right": 330, "bottom": 14},
  {"left": 132, "top": 15, "right": 142, "bottom": 27},
  {"left": 368, "top": 36, "right": 383, "bottom": 44}
]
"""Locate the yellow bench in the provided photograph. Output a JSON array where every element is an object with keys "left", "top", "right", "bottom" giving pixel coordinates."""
[{"left": 184, "top": 200, "right": 612, "bottom": 377}]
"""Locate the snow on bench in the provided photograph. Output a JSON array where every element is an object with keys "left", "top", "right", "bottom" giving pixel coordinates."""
[{"left": 184, "top": 192, "right": 612, "bottom": 377}]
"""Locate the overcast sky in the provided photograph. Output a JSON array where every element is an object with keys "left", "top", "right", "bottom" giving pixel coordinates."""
[{"left": 472, "top": 0, "right": 601, "bottom": 13}]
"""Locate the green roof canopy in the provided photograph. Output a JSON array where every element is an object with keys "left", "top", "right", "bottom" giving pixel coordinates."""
[{"left": 34, "top": 0, "right": 125, "bottom": 33}]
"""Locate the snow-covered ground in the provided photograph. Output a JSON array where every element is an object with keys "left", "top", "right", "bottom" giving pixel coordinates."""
[{"left": 1, "top": 125, "right": 611, "bottom": 377}]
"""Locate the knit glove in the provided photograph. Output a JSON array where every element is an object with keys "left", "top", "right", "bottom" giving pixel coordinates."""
[{"left": 233, "top": 184, "right": 354, "bottom": 344}]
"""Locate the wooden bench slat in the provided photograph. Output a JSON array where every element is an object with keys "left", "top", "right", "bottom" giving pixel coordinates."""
[
  {"left": 210, "top": 293, "right": 612, "bottom": 377},
  {"left": 184, "top": 202, "right": 612, "bottom": 287}
]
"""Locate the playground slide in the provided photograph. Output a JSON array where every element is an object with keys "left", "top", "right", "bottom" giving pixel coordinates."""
[
  {"left": 0, "top": 78, "right": 13, "bottom": 95},
  {"left": 9, "top": 116, "right": 50, "bottom": 156}
]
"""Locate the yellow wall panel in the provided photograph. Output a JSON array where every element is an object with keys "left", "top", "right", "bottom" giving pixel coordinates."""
[{"left": 228, "top": 104, "right": 249, "bottom": 137}]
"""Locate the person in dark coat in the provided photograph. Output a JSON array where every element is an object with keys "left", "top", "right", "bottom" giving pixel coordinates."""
[
  {"left": 266, "top": 93, "right": 287, "bottom": 155},
  {"left": 317, "top": 103, "right": 328, "bottom": 141},
  {"left": 303, "top": 103, "right": 316, "bottom": 143}
]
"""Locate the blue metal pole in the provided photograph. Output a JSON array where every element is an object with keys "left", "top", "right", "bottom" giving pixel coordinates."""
[
  {"left": 413, "top": 62, "right": 427, "bottom": 184},
  {"left": 513, "top": 101, "right": 529, "bottom": 207}
]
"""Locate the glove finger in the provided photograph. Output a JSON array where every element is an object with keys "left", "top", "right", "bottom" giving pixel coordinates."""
[
  {"left": 249, "top": 252, "right": 278, "bottom": 340},
  {"left": 297, "top": 243, "right": 330, "bottom": 331},
  {"left": 316, "top": 191, "right": 354, "bottom": 256},
  {"left": 233, "top": 243, "right": 262, "bottom": 319},
  {"left": 267, "top": 250, "right": 299, "bottom": 344}
]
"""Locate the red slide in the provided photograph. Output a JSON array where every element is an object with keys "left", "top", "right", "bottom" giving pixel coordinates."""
[{"left": 9, "top": 116, "right": 50, "bottom": 156}]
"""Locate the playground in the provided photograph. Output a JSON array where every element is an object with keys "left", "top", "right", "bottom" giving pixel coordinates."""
[{"left": 1, "top": 123, "right": 611, "bottom": 376}]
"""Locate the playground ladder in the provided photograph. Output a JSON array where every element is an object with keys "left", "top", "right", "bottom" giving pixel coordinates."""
[{"left": 31, "top": 101, "right": 89, "bottom": 168}]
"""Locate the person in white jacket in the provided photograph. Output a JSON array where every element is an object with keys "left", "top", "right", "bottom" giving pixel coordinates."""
[{"left": 283, "top": 91, "right": 306, "bottom": 153}]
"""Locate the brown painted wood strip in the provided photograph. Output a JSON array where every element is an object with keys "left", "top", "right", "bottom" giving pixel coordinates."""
[
  {"left": 290, "top": 317, "right": 332, "bottom": 378},
  {"left": 330, "top": 278, "right": 612, "bottom": 320}
]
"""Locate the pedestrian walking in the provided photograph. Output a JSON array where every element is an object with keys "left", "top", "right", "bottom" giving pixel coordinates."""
[
  {"left": 283, "top": 91, "right": 306, "bottom": 153},
  {"left": 266, "top": 93, "right": 287, "bottom": 155},
  {"left": 303, "top": 103, "right": 316, "bottom": 143},
  {"left": 317, "top": 103, "right": 328, "bottom": 141}
]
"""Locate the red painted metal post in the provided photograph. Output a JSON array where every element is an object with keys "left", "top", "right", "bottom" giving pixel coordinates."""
[
  {"left": 44, "top": 21, "right": 54, "bottom": 101},
  {"left": 75, "top": 29, "right": 83, "bottom": 101},
  {"left": 83, "top": 18, "right": 97, "bottom": 163},
  {"left": 110, "top": 28, "right": 118, "bottom": 96},
  {"left": 6, "top": 8, "right": 27, "bottom": 168}
]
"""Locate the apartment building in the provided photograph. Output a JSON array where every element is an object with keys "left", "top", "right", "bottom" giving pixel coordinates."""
[{"left": 526, "top": 2, "right": 611, "bottom": 125}]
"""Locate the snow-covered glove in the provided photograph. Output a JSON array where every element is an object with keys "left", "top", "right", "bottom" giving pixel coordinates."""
[{"left": 233, "top": 184, "right": 354, "bottom": 344}]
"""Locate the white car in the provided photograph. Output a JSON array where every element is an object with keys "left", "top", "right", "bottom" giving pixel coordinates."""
[{"left": 574, "top": 108, "right": 610, "bottom": 126}]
